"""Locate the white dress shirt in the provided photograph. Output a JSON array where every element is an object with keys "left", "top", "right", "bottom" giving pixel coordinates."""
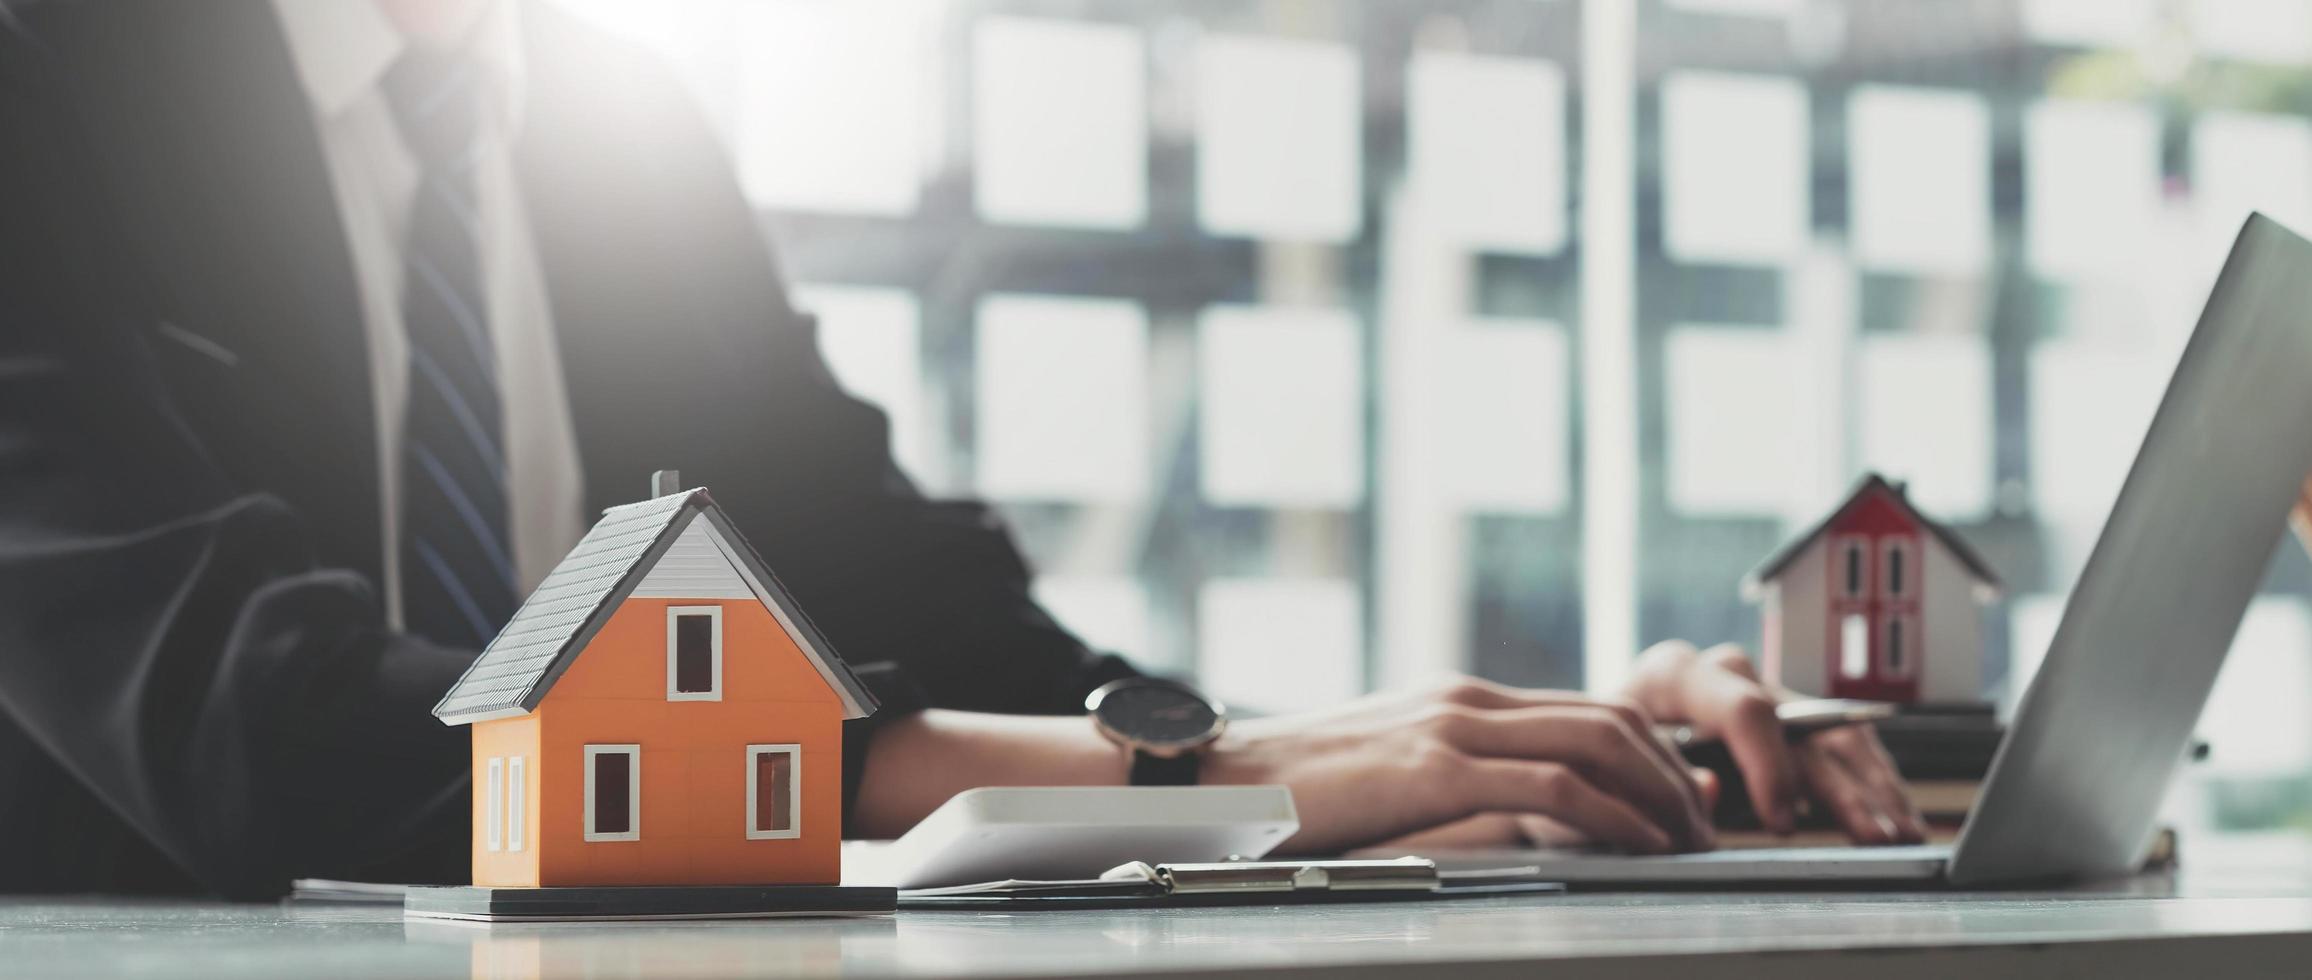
[{"left": 272, "top": 0, "right": 585, "bottom": 630}]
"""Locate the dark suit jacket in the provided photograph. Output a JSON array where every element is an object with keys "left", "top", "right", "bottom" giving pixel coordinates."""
[{"left": 0, "top": 0, "right": 1133, "bottom": 899}]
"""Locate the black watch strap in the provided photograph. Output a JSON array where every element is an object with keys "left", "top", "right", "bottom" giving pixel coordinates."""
[{"left": 1129, "top": 750, "right": 1201, "bottom": 786}]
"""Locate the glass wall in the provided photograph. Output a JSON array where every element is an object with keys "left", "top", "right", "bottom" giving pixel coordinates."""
[{"left": 561, "top": 0, "right": 2312, "bottom": 835}]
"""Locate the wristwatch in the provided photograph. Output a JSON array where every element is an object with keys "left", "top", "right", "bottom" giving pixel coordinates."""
[{"left": 1084, "top": 678, "right": 1228, "bottom": 786}]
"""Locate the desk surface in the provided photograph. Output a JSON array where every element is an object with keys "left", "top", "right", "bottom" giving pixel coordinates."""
[{"left": 10, "top": 836, "right": 2312, "bottom": 980}]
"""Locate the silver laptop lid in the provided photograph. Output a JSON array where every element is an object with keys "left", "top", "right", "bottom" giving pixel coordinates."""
[{"left": 1947, "top": 213, "right": 2312, "bottom": 886}]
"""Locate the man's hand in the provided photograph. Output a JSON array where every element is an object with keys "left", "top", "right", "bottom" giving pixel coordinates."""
[
  {"left": 1202, "top": 680, "right": 1716, "bottom": 855},
  {"left": 856, "top": 648, "right": 1923, "bottom": 853},
  {"left": 1626, "top": 640, "right": 1924, "bottom": 844},
  {"left": 2291, "top": 473, "right": 2312, "bottom": 554}
]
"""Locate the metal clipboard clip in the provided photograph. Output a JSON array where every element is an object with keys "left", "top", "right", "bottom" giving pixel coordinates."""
[{"left": 1104, "top": 856, "right": 1441, "bottom": 895}]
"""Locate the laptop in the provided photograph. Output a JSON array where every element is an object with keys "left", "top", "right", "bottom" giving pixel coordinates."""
[{"left": 1503, "top": 213, "right": 2312, "bottom": 888}]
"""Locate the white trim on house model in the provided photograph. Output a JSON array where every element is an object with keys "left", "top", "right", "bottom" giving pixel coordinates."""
[
  {"left": 666, "top": 605, "right": 725, "bottom": 702},
  {"left": 484, "top": 757, "right": 503, "bottom": 852},
  {"left": 507, "top": 755, "right": 526, "bottom": 852},
  {"left": 584, "top": 744, "right": 642, "bottom": 842},
  {"left": 745, "top": 743, "right": 802, "bottom": 841}
]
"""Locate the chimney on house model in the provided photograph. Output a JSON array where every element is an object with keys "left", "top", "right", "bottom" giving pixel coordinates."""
[{"left": 651, "top": 469, "right": 682, "bottom": 498}]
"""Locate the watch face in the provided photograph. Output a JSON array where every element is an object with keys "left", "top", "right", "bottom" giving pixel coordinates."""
[{"left": 1091, "top": 681, "right": 1221, "bottom": 749}]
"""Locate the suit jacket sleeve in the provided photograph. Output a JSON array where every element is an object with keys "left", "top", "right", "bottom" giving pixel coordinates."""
[
  {"left": 0, "top": 28, "right": 473, "bottom": 900},
  {"left": 509, "top": 10, "right": 1140, "bottom": 830}
]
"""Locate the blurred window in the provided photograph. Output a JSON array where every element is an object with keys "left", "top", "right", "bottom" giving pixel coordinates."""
[
  {"left": 484, "top": 757, "right": 503, "bottom": 852},
  {"left": 1198, "top": 306, "right": 1364, "bottom": 509},
  {"left": 974, "top": 17, "right": 1147, "bottom": 228},
  {"left": 974, "top": 294, "right": 1149, "bottom": 502},
  {"left": 1883, "top": 540, "right": 1908, "bottom": 599},
  {"left": 2025, "top": 101, "right": 2160, "bottom": 280},
  {"left": 1194, "top": 35, "right": 1360, "bottom": 242},
  {"left": 1659, "top": 71, "right": 1808, "bottom": 264},
  {"left": 1198, "top": 578, "right": 1363, "bottom": 716},
  {"left": 1839, "top": 613, "right": 1869, "bottom": 681}
]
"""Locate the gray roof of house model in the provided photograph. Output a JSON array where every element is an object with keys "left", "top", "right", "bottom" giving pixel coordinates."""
[
  {"left": 1744, "top": 473, "right": 2002, "bottom": 594},
  {"left": 432, "top": 488, "right": 877, "bottom": 725}
]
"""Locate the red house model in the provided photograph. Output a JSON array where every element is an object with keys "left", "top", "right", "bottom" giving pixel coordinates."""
[
  {"left": 1743, "top": 474, "right": 2001, "bottom": 705},
  {"left": 430, "top": 473, "right": 876, "bottom": 891}
]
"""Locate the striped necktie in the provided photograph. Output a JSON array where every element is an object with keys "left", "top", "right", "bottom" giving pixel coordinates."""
[{"left": 383, "top": 47, "right": 518, "bottom": 648}]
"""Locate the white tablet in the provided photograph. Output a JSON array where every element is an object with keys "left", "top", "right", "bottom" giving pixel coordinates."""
[{"left": 846, "top": 786, "right": 1300, "bottom": 889}]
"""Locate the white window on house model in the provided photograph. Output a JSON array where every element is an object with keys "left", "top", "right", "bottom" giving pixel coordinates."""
[
  {"left": 484, "top": 757, "right": 504, "bottom": 852},
  {"left": 585, "top": 745, "right": 642, "bottom": 842},
  {"left": 746, "top": 744, "right": 801, "bottom": 840},
  {"left": 506, "top": 756, "right": 526, "bottom": 852},
  {"left": 667, "top": 605, "right": 724, "bottom": 701},
  {"left": 1839, "top": 613, "right": 1871, "bottom": 680}
]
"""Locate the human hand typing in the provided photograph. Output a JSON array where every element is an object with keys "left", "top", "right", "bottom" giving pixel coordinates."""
[
  {"left": 1199, "top": 647, "right": 1920, "bottom": 855},
  {"left": 857, "top": 648, "right": 1921, "bottom": 853},
  {"left": 2291, "top": 472, "right": 2312, "bottom": 553},
  {"left": 1199, "top": 678, "right": 1717, "bottom": 855},
  {"left": 1624, "top": 640, "right": 1924, "bottom": 844}
]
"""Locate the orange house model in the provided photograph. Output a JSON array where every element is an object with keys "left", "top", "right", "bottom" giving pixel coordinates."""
[{"left": 431, "top": 474, "right": 877, "bottom": 889}]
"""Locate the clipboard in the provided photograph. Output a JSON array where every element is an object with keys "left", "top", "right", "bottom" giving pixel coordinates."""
[{"left": 896, "top": 857, "right": 1566, "bottom": 910}]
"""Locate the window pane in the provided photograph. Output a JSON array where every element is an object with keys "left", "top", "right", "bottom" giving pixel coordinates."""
[
  {"left": 974, "top": 294, "right": 1151, "bottom": 501},
  {"left": 507, "top": 757, "right": 524, "bottom": 852},
  {"left": 594, "top": 752, "right": 630, "bottom": 835},
  {"left": 1886, "top": 617, "right": 1906, "bottom": 674},
  {"left": 1197, "top": 578, "right": 1362, "bottom": 715},
  {"left": 1405, "top": 52, "right": 1566, "bottom": 253},
  {"left": 1670, "top": 0, "right": 1801, "bottom": 14},
  {"left": 1197, "top": 305, "right": 1364, "bottom": 508},
  {"left": 1886, "top": 546, "right": 1905, "bottom": 597},
  {"left": 2023, "top": 0, "right": 2155, "bottom": 47},
  {"left": 1659, "top": 71, "right": 1809, "bottom": 264},
  {"left": 1848, "top": 86, "right": 1991, "bottom": 273},
  {"left": 1840, "top": 614, "right": 1870, "bottom": 680},
  {"left": 755, "top": 751, "right": 795, "bottom": 834},
  {"left": 484, "top": 757, "right": 502, "bottom": 852},
  {"left": 675, "top": 614, "right": 713, "bottom": 693},
  {"left": 734, "top": 2, "right": 936, "bottom": 215},
  {"left": 1438, "top": 322, "right": 1572, "bottom": 513},
  {"left": 1844, "top": 543, "right": 1863, "bottom": 597},
  {"left": 1664, "top": 327, "right": 1816, "bottom": 517},
  {"left": 2025, "top": 100, "right": 2160, "bottom": 279},
  {"left": 974, "top": 17, "right": 1147, "bottom": 228},
  {"left": 1194, "top": 35, "right": 1361, "bottom": 242},
  {"left": 2192, "top": 0, "right": 2312, "bottom": 65}
]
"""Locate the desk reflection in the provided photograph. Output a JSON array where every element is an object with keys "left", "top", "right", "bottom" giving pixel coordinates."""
[
  {"left": 405, "top": 915, "right": 896, "bottom": 980},
  {"left": 387, "top": 870, "right": 2211, "bottom": 980}
]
